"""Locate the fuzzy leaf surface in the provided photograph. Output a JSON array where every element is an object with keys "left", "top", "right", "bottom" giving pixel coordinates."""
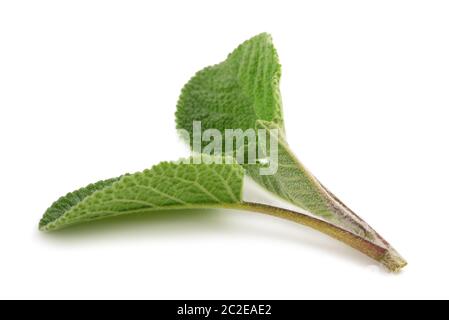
[{"left": 40, "top": 160, "right": 244, "bottom": 231}]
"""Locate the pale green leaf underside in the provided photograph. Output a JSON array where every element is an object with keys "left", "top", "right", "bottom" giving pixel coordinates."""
[
  {"left": 175, "top": 33, "right": 335, "bottom": 218},
  {"left": 39, "top": 160, "right": 244, "bottom": 231},
  {"left": 244, "top": 121, "right": 332, "bottom": 219}
]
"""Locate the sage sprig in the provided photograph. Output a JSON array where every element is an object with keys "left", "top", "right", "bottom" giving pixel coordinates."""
[{"left": 40, "top": 34, "right": 406, "bottom": 272}]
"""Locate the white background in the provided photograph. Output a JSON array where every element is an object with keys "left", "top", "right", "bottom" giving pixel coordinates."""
[{"left": 1, "top": 1, "right": 448, "bottom": 300}]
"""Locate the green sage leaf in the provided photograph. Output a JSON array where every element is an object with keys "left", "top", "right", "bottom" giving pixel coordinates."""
[
  {"left": 176, "top": 33, "right": 335, "bottom": 220},
  {"left": 39, "top": 158, "right": 244, "bottom": 231}
]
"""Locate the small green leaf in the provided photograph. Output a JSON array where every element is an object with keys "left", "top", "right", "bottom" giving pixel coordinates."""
[
  {"left": 39, "top": 158, "right": 244, "bottom": 231},
  {"left": 176, "top": 33, "right": 284, "bottom": 136}
]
